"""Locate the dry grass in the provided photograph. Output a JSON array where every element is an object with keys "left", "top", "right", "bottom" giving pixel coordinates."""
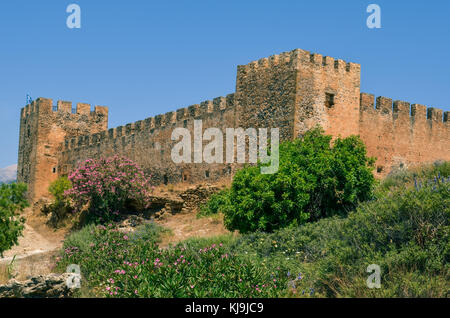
[
  {"left": 156, "top": 211, "right": 230, "bottom": 249},
  {"left": 0, "top": 263, "right": 10, "bottom": 284}
]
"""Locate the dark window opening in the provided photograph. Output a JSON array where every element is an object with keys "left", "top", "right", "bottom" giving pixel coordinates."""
[
  {"left": 183, "top": 174, "right": 187, "bottom": 181},
  {"left": 52, "top": 167, "right": 56, "bottom": 173},
  {"left": 163, "top": 174, "right": 168, "bottom": 185},
  {"left": 325, "top": 93, "right": 335, "bottom": 108},
  {"left": 205, "top": 170, "right": 210, "bottom": 178},
  {"left": 27, "top": 125, "right": 31, "bottom": 137},
  {"left": 377, "top": 166, "right": 383, "bottom": 173}
]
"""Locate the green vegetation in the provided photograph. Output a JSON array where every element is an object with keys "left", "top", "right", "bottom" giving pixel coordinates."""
[
  {"left": 56, "top": 222, "right": 291, "bottom": 297},
  {"left": 49, "top": 176, "right": 72, "bottom": 205},
  {"left": 227, "top": 171, "right": 449, "bottom": 297},
  {"left": 44, "top": 176, "right": 73, "bottom": 227},
  {"left": 57, "top": 163, "right": 449, "bottom": 297},
  {"left": 201, "top": 128, "right": 376, "bottom": 233},
  {"left": 0, "top": 183, "right": 28, "bottom": 256}
]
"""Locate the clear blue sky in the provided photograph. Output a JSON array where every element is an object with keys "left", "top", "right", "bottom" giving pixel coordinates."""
[{"left": 0, "top": 0, "right": 449, "bottom": 168}]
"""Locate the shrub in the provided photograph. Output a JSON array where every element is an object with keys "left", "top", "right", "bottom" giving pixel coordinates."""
[
  {"left": 55, "top": 224, "right": 291, "bottom": 297},
  {"left": 44, "top": 176, "right": 73, "bottom": 227},
  {"left": 0, "top": 183, "right": 28, "bottom": 256},
  {"left": 378, "top": 160, "right": 450, "bottom": 195},
  {"left": 198, "top": 189, "right": 231, "bottom": 217},
  {"left": 65, "top": 156, "right": 153, "bottom": 224},
  {"left": 49, "top": 176, "right": 72, "bottom": 205},
  {"left": 206, "top": 128, "right": 376, "bottom": 233}
]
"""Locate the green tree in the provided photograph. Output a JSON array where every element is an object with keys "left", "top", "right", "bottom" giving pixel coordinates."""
[
  {"left": 49, "top": 176, "right": 72, "bottom": 205},
  {"left": 0, "top": 183, "right": 28, "bottom": 256},
  {"left": 206, "top": 128, "right": 376, "bottom": 233}
]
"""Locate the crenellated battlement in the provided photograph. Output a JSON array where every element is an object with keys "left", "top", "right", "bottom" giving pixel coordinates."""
[
  {"left": 61, "top": 94, "right": 236, "bottom": 152},
  {"left": 360, "top": 93, "right": 448, "bottom": 124},
  {"left": 237, "top": 49, "right": 360, "bottom": 77},
  {"left": 20, "top": 97, "right": 108, "bottom": 120}
]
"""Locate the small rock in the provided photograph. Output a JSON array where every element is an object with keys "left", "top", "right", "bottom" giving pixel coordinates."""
[{"left": 0, "top": 273, "right": 76, "bottom": 298}]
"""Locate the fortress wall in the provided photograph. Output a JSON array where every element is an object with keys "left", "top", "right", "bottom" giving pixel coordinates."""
[
  {"left": 59, "top": 94, "right": 238, "bottom": 185},
  {"left": 359, "top": 93, "right": 450, "bottom": 177}
]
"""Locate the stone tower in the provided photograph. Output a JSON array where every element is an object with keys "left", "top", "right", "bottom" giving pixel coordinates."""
[
  {"left": 235, "top": 49, "right": 361, "bottom": 141},
  {"left": 17, "top": 98, "right": 108, "bottom": 202}
]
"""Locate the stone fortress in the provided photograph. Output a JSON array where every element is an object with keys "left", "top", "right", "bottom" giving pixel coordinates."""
[{"left": 17, "top": 49, "right": 450, "bottom": 202}]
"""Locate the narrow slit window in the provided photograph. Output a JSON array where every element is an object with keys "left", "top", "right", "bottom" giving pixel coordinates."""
[{"left": 325, "top": 93, "right": 335, "bottom": 108}]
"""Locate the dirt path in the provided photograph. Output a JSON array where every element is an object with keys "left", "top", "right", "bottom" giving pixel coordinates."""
[
  {"left": 0, "top": 224, "right": 61, "bottom": 264},
  {"left": 0, "top": 208, "right": 66, "bottom": 282}
]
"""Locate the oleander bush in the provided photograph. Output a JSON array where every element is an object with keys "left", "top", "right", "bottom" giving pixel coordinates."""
[
  {"left": 0, "top": 183, "right": 28, "bottom": 256},
  {"left": 65, "top": 156, "right": 153, "bottom": 224},
  {"left": 56, "top": 223, "right": 293, "bottom": 297}
]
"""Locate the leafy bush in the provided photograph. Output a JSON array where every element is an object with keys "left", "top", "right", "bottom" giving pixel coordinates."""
[
  {"left": 56, "top": 224, "right": 292, "bottom": 298},
  {"left": 49, "top": 176, "right": 72, "bottom": 204},
  {"left": 198, "top": 189, "right": 231, "bottom": 217},
  {"left": 65, "top": 156, "right": 153, "bottom": 224},
  {"left": 205, "top": 128, "right": 376, "bottom": 233},
  {"left": 0, "top": 183, "right": 28, "bottom": 256},
  {"left": 44, "top": 176, "right": 73, "bottom": 227}
]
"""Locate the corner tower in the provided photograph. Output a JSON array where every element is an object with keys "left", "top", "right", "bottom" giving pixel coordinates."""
[
  {"left": 235, "top": 49, "right": 361, "bottom": 140},
  {"left": 17, "top": 98, "right": 108, "bottom": 202}
]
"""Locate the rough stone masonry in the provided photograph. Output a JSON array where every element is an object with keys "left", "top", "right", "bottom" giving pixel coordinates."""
[{"left": 17, "top": 49, "right": 450, "bottom": 202}]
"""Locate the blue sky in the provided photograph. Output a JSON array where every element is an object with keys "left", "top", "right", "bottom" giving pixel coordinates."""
[{"left": 0, "top": 0, "right": 449, "bottom": 168}]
